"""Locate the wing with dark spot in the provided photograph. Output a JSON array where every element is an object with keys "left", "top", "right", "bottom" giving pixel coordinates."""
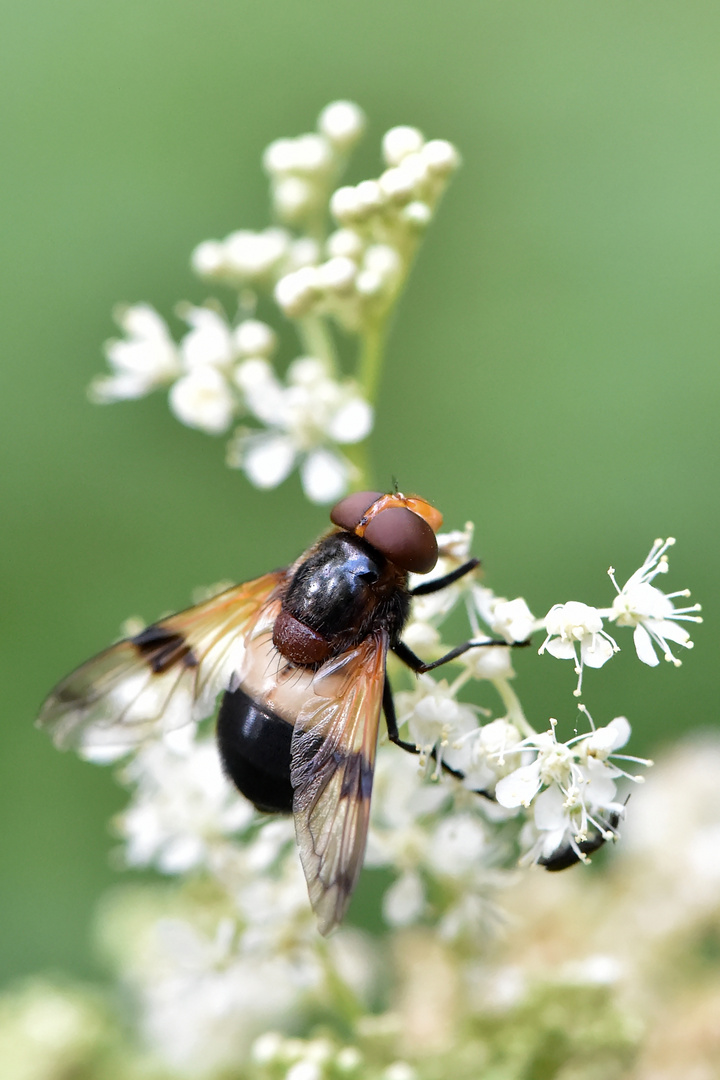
[
  {"left": 38, "top": 572, "right": 286, "bottom": 757},
  {"left": 290, "top": 631, "right": 387, "bottom": 935}
]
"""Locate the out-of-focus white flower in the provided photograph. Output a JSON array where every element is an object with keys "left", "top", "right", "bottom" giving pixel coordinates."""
[
  {"left": 169, "top": 364, "right": 236, "bottom": 434},
  {"left": 608, "top": 537, "right": 702, "bottom": 666},
  {"left": 178, "top": 304, "right": 239, "bottom": 370},
  {"left": 539, "top": 601, "right": 619, "bottom": 696},
  {"left": 427, "top": 814, "right": 487, "bottom": 876},
  {"left": 91, "top": 304, "right": 181, "bottom": 402},
  {"left": 233, "top": 319, "right": 277, "bottom": 358},
  {"left": 228, "top": 357, "right": 373, "bottom": 504},
  {"left": 136, "top": 916, "right": 311, "bottom": 1074},
  {"left": 192, "top": 228, "right": 291, "bottom": 284},
  {"left": 382, "top": 870, "right": 426, "bottom": 927},
  {"left": 118, "top": 731, "right": 253, "bottom": 873}
]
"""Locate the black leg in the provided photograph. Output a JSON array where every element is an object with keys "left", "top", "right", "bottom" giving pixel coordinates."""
[
  {"left": 410, "top": 558, "right": 480, "bottom": 596},
  {"left": 383, "top": 676, "right": 491, "bottom": 790},
  {"left": 393, "top": 637, "right": 521, "bottom": 675}
]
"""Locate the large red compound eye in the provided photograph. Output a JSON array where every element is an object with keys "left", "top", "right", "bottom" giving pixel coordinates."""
[
  {"left": 330, "top": 491, "right": 383, "bottom": 531},
  {"left": 363, "top": 506, "right": 439, "bottom": 574}
]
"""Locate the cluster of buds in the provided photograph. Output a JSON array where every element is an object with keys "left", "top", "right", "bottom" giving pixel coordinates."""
[
  {"left": 89, "top": 103, "right": 460, "bottom": 503},
  {"left": 275, "top": 125, "right": 460, "bottom": 331}
]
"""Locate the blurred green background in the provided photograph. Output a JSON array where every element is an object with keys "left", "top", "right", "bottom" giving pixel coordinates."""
[{"left": 2, "top": 0, "right": 718, "bottom": 986}]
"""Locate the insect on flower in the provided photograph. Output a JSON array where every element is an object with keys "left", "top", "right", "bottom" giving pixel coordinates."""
[{"left": 38, "top": 491, "right": 509, "bottom": 934}]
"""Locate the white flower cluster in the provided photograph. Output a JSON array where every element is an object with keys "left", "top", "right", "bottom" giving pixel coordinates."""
[
  {"left": 91, "top": 301, "right": 371, "bottom": 503},
  {"left": 90, "top": 103, "right": 459, "bottom": 503},
  {"left": 539, "top": 536, "right": 701, "bottom": 695}
]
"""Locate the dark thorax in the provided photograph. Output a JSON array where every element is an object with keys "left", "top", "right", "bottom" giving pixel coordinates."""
[{"left": 273, "top": 532, "right": 411, "bottom": 667}]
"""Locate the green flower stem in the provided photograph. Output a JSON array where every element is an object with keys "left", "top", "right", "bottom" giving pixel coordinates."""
[
  {"left": 492, "top": 677, "right": 537, "bottom": 739},
  {"left": 357, "top": 317, "right": 388, "bottom": 405},
  {"left": 298, "top": 314, "right": 339, "bottom": 375},
  {"left": 344, "top": 438, "right": 373, "bottom": 491}
]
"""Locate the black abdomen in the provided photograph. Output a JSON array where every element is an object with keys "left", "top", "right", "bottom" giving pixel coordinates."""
[{"left": 216, "top": 686, "right": 294, "bottom": 814}]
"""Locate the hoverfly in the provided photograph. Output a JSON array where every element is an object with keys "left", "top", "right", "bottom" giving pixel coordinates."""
[{"left": 39, "top": 490, "right": 501, "bottom": 934}]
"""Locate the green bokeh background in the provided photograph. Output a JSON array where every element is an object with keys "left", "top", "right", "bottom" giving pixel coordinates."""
[{"left": 2, "top": 1, "right": 718, "bottom": 986}]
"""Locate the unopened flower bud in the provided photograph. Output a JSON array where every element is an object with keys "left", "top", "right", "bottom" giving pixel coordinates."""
[
  {"left": 273, "top": 176, "right": 314, "bottom": 223},
  {"left": 330, "top": 186, "right": 360, "bottom": 223},
  {"left": 421, "top": 138, "right": 461, "bottom": 175},
  {"left": 190, "top": 240, "right": 226, "bottom": 278},
  {"left": 327, "top": 229, "right": 364, "bottom": 260},
  {"left": 318, "top": 100, "right": 366, "bottom": 149},
  {"left": 382, "top": 125, "right": 424, "bottom": 166},
  {"left": 274, "top": 266, "right": 321, "bottom": 316},
  {"left": 233, "top": 320, "right": 277, "bottom": 358},
  {"left": 317, "top": 256, "right": 357, "bottom": 293}
]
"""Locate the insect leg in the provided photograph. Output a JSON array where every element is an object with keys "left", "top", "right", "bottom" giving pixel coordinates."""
[
  {"left": 409, "top": 558, "right": 480, "bottom": 596},
  {"left": 393, "top": 637, "right": 523, "bottom": 675},
  {"left": 382, "top": 676, "right": 467, "bottom": 781}
]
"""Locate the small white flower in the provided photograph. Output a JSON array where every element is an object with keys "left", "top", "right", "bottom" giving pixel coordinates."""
[
  {"left": 608, "top": 538, "right": 702, "bottom": 667},
  {"left": 169, "top": 365, "right": 236, "bottom": 434},
  {"left": 91, "top": 304, "right": 180, "bottom": 402},
  {"left": 178, "top": 305, "right": 238, "bottom": 370},
  {"left": 475, "top": 593, "right": 536, "bottom": 644},
  {"left": 443, "top": 718, "right": 524, "bottom": 793},
  {"left": 397, "top": 674, "right": 480, "bottom": 775},
  {"left": 233, "top": 319, "right": 277, "bottom": 358},
  {"left": 539, "top": 601, "right": 618, "bottom": 696},
  {"left": 118, "top": 732, "right": 253, "bottom": 873},
  {"left": 299, "top": 448, "right": 349, "bottom": 504},
  {"left": 190, "top": 239, "right": 226, "bottom": 279},
  {"left": 223, "top": 227, "right": 290, "bottom": 281},
  {"left": 228, "top": 357, "right": 372, "bottom": 503},
  {"left": 497, "top": 712, "right": 649, "bottom": 866},
  {"left": 382, "top": 871, "right": 425, "bottom": 926}
]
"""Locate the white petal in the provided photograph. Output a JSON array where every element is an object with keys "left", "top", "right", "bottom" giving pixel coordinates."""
[
  {"left": 533, "top": 783, "right": 568, "bottom": 831},
  {"left": 582, "top": 758, "right": 619, "bottom": 807},
  {"left": 544, "top": 639, "right": 577, "bottom": 661},
  {"left": 117, "top": 303, "right": 170, "bottom": 341},
  {"left": 242, "top": 433, "right": 297, "bottom": 489},
  {"left": 382, "top": 871, "right": 425, "bottom": 927},
  {"left": 327, "top": 397, "right": 374, "bottom": 443},
  {"left": 496, "top": 762, "right": 542, "bottom": 809},
  {"left": 168, "top": 368, "right": 236, "bottom": 434},
  {"left": 233, "top": 320, "right": 277, "bottom": 358},
  {"left": 180, "top": 307, "right": 235, "bottom": 369},
  {"left": 581, "top": 635, "right": 615, "bottom": 669},
  {"left": 650, "top": 618, "right": 691, "bottom": 646},
  {"left": 300, "top": 449, "right": 349, "bottom": 504},
  {"left": 602, "top": 715, "right": 631, "bottom": 752},
  {"left": 633, "top": 623, "right": 659, "bottom": 666}
]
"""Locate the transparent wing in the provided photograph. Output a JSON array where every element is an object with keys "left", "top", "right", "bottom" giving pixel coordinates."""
[
  {"left": 38, "top": 571, "right": 287, "bottom": 756},
  {"left": 290, "top": 630, "right": 388, "bottom": 935}
]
